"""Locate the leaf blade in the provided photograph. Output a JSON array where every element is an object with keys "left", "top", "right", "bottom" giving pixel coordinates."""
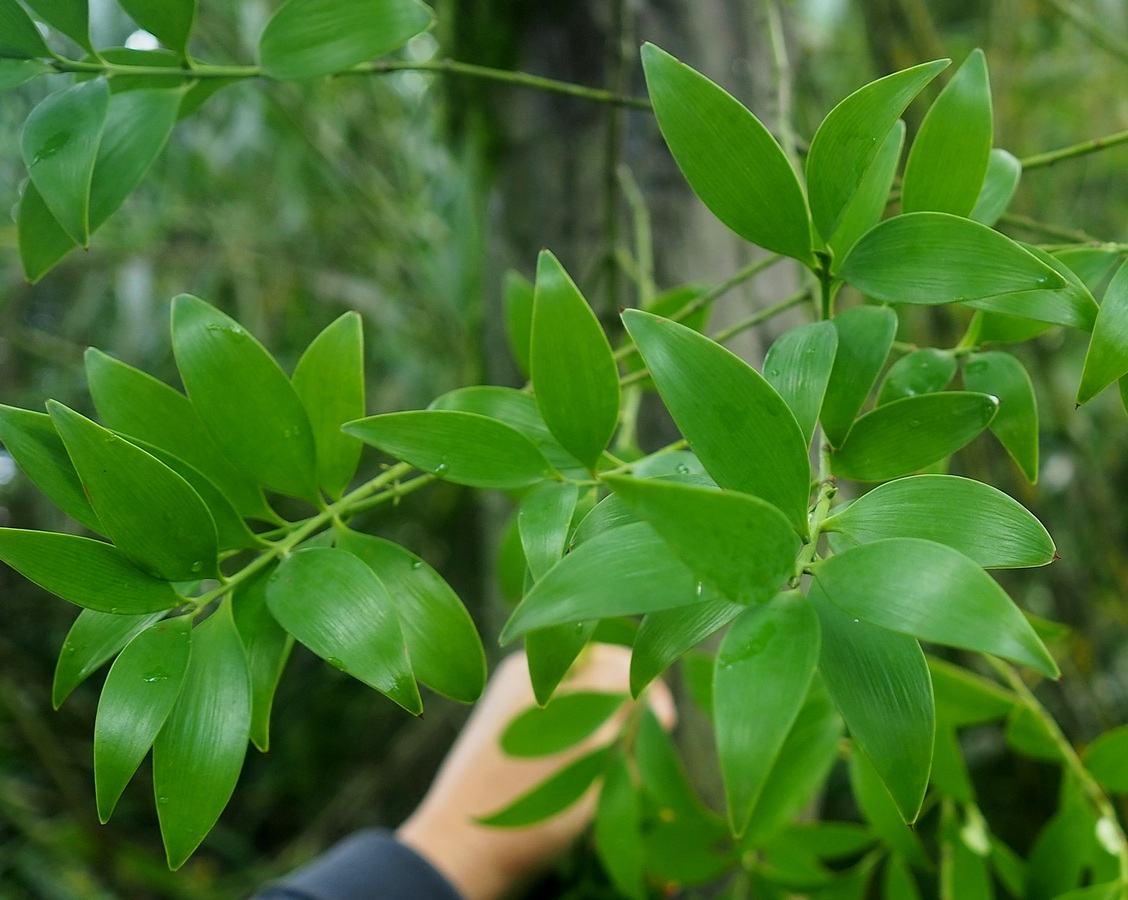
[
  {"left": 962, "top": 351, "right": 1039, "bottom": 482},
  {"left": 763, "top": 320, "right": 838, "bottom": 446}
]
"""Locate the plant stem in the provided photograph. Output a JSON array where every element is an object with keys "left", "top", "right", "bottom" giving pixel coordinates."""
[
  {"left": 765, "top": 0, "right": 800, "bottom": 171},
  {"left": 794, "top": 441, "right": 835, "bottom": 580},
  {"left": 1036, "top": 0, "right": 1128, "bottom": 65},
  {"left": 1021, "top": 127, "right": 1128, "bottom": 171},
  {"left": 997, "top": 212, "right": 1099, "bottom": 244}
]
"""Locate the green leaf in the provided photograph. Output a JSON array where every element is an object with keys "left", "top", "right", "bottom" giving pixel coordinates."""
[
  {"left": 0, "top": 0, "right": 52, "bottom": 57},
  {"left": 827, "top": 120, "right": 905, "bottom": 262},
  {"left": 764, "top": 321, "right": 838, "bottom": 445},
  {"left": 636, "top": 707, "right": 710, "bottom": 820},
  {"left": 963, "top": 351, "right": 1039, "bottom": 481},
  {"left": 603, "top": 477, "right": 800, "bottom": 605},
  {"left": 292, "top": 312, "right": 365, "bottom": 498},
  {"left": 974, "top": 310, "right": 1052, "bottom": 345},
  {"left": 0, "top": 529, "right": 182, "bottom": 613},
  {"left": 1005, "top": 704, "right": 1061, "bottom": 761},
  {"left": 811, "top": 538, "right": 1058, "bottom": 677},
  {"left": 519, "top": 481, "right": 579, "bottom": 581},
  {"left": 929, "top": 657, "right": 1015, "bottom": 726},
  {"left": 594, "top": 755, "right": 645, "bottom": 900},
  {"left": 53, "top": 609, "right": 166, "bottom": 708},
  {"left": 22, "top": 0, "right": 91, "bottom": 51},
  {"left": 501, "top": 692, "right": 626, "bottom": 757},
  {"left": 231, "top": 566, "right": 293, "bottom": 752},
  {"left": 876, "top": 348, "right": 956, "bottom": 405},
  {"left": 48, "top": 401, "right": 219, "bottom": 581},
  {"left": 332, "top": 530, "right": 485, "bottom": 704},
  {"left": 820, "top": 305, "right": 898, "bottom": 447},
  {"left": 848, "top": 747, "right": 928, "bottom": 867},
  {"left": 259, "top": 0, "right": 433, "bottom": 80},
  {"left": 116, "top": 0, "right": 195, "bottom": 54},
  {"left": 630, "top": 596, "right": 742, "bottom": 696},
  {"left": 931, "top": 723, "right": 975, "bottom": 802},
  {"left": 970, "top": 149, "right": 1022, "bottom": 226},
  {"left": 1054, "top": 247, "right": 1122, "bottom": 296},
  {"left": 1084, "top": 725, "right": 1128, "bottom": 792},
  {"left": 171, "top": 294, "right": 319, "bottom": 502},
  {"left": 884, "top": 854, "right": 923, "bottom": 900},
  {"left": 500, "top": 522, "right": 706, "bottom": 643},
  {"left": 840, "top": 212, "right": 1065, "bottom": 305},
  {"left": 810, "top": 586, "right": 933, "bottom": 822},
  {"left": 0, "top": 405, "right": 101, "bottom": 532},
  {"left": 525, "top": 623, "right": 598, "bottom": 708},
  {"left": 95, "top": 616, "right": 192, "bottom": 823},
  {"left": 503, "top": 270, "right": 534, "bottom": 377},
  {"left": 267, "top": 547, "right": 421, "bottom": 713},
  {"left": 1079, "top": 259, "right": 1128, "bottom": 404},
  {"left": 345, "top": 410, "right": 555, "bottom": 489},
  {"left": 478, "top": 745, "right": 614, "bottom": 827},
  {"left": 0, "top": 57, "right": 52, "bottom": 91},
  {"left": 641, "top": 43, "right": 814, "bottom": 265},
  {"left": 623, "top": 310, "right": 810, "bottom": 533},
  {"left": 823, "top": 475, "right": 1055, "bottom": 568},
  {"left": 21, "top": 79, "right": 108, "bottom": 245},
  {"left": 902, "top": 50, "right": 992, "bottom": 216},
  {"left": 152, "top": 604, "right": 250, "bottom": 870},
  {"left": 85, "top": 347, "right": 274, "bottom": 522},
  {"left": 807, "top": 59, "right": 946, "bottom": 241},
  {"left": 530, "top": 251, "right": 620, "bottom": 469},
  {"left": 831, "top": 392, "right": 998, "bottom": 482},
  {"left": 715, "top": 592, "right": 820, "bottom": 835}
]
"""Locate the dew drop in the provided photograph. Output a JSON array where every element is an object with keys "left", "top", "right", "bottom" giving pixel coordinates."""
[
  {"left": 574, "top": 622, "right": 586, "bottom": 634},
  {"left": 142, "top": 673, "right": 168, "bottom": 684},
  {"left": 853, "top": 618, "right": 860, "bottom": 623},
  {"left": 326, "top": 656, "right": 348, "bottom": 672},
  {"left": 769, "top": 368, "right": 781, "bottom": 377},
  {"left": 157, "top": 795, "right": 169, "bottom": 805},
  {"left": 410, "top": 559, "right": 424, "bottom": 570},
  {"left": 206, "top": 323, "right": 224, "bottom": 332},
  {"left": 694, "top": 581, "right": 704, "bottom": 598},
  {"left": 434, "top": 459, "right": 450, "bottom": 476},
  {"left": 189, "top": 560, "right": 203, "bottom": 574},
  {"left": 63, "top": 642, "right": 76, "bottom": 656},
  {"left": 109, "top": 607, "right": 120, "bottom": 614},
  {"left": 675, "top": 464, "right": 691, "bottom": 475}
]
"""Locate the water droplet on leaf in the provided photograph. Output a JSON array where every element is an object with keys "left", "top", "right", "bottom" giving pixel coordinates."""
[
  {"left": 675, "top": 464, "right": 691, "bottom": 475},
  {"left": 410, "top": 559, "right": 424, "bottom": 570},
  {"left": 326, "top": 656, "right": 348, "bottom": 672}
]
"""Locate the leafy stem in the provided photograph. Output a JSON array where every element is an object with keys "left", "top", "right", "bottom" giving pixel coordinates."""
[{"left": 793, "top": 441, "right": 835, "bottom": 582}]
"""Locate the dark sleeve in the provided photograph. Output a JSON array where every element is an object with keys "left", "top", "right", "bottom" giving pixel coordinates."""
[{"left": 252, "top": 828, "right": 464, "bottom": 900}]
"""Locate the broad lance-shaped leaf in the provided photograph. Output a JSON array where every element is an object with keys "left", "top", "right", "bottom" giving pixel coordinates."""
[
  {"left": 117, "top": 0, "right": 195, "bottom": 54},
  {"left": 876, "top": 348, "right": 956, "bottom": 406},
  {"left": 501, "top": 692, "right": 627, "bottom": 757},
  {"left": 172, "top": 295, "right": 319, "bottom": 503},
  {"left": 95, "top": 616, "right": 192, "bottom": 823},
  {"left": 963, "top": 352, "right": 1039, "bottom": 482},
  {"left": 1054, "top": 247, "right": 1121, "bottom": 296},
  {"left": 48, "top": 401, "right": 219, "bottom": 581},
  {"left": 810, "top": 538, "right": 1058, "bottom": 677},
  {"left": 22, "top": 0, "right": 92, "bottom": 52},
  {"left": 622, "top": 310, "right": 810, "bottom": 534},
  {"left": 828, "top": 119, "right": 905, "bottom": 262},
  {"left": 807, "top": 59, "right": 946, "bottom": 242},
  {"left": 604, "top": 477, "right": 800, "bottom": 606},
  {"left": 152, "top": 604, "right": 250, "bottom": 870},
  {"left": 0, "top": 58, "right": 52, "bottom": 92},
  {"left": 715, "top": 592, "right": 820, "bottom": 836},
  {"left": 849, "top": 748, "right": 928, "bottom": 867},
  {"left": 630, "top": 597, "right": 742, "bottom": 697},
  {"left": 971, "top": 149, "right": 1022, "bottom": 227},
  {"left": 641, "top": 43, "right": 815, "bottom": 266},
  {"left": 1079, "top": 259, "right": 1128, "bottom": 404},
  {"left": 823, "top": 475, "right": 1055, "bottom": 569},
  {"left": 54, "top": 609, "right": 167, "bottom": 708},
  {"left": 763, "top": 321, "right": 838, "bottom": 446},
  {"left": 504, "top": 270, "right": 534, "bottom": 377},
  {"left": 594, "top": 755, "right": 646, "bottom": 900},
  {"left": 809, "top": 586, "right": 933, "bottom": 823},
  {"left": 259, "top": 0, "right": 434, "bottom": 80},
  {"left": 525, "top": 622, "right": 599, "bottom": 708},
  {"left": 333, "top": 530, "right": 486, "bottom": 704},
  {"left": 902, "top": 50, "right": 992, "bottom": 217},
  {"left": 267, "top": 547, "right": 421, "bottom": 714},
  {"left": 231, "top": 565, "right": 292, "bottom": 752},
  {"left": 929, "top": 657, "right": 1016, "bottom": 726},
  {"left": 345, "top": 410, "right": 555, "bottom": 490},
  {"left": 1083, "top": 724, "right": 1128, "bottom": 793},
  {"left": 0, "top": 0, "right": 53, "bottom": 57},
  {"left": 478, "top": 745, "right": 613, "bottom": 827},
  {"left": 531, "top": 251, "right": 620, "bottom": 470},
  {"left": 292, "top": 312, "right": 365, "bottom": 499},
  {"left": 519, "top": 481, "right": 579, "bottom": 581},
  {"left": 0, "top": 530, "right": 182, "bottom": 614},
  {"left": 820, "top": 305, "right": 898, "bottom": 448}
]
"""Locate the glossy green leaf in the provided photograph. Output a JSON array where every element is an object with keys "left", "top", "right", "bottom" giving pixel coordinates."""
[
  {"left": 962, "top": 351, "right": 1038, "bottom": 481},
  {"left": 827, "top": 120, "right": 905, "bottom": 262},
  {"left": 116, "top": 0, "right": 195, "bottom": 53},
  {"left": 21, "top": 79, "right": 108, "bottom": 245},
  {"left": 876, "top": 348, "right": 956, "bottom": 405},
  {"left": 840, "top": 212, "right": 1064, "bottom": 305},
  {"left": 604, "top": 477, "right": 800, "bottom": 605},
  {"left": 519, "top": 481, "right": 579, "bottom": 581},
  {"left": 531, "top": 251, "right": 620, "bottom": 469},
  {"left": 715, "top": 592, "right": 820, "bottom": 835},
  {"left": 0, "top": 529, "right": 182, "bottom": 613},
  {"left": 53, "top": 609, "right": 166, "bottom": 708},
  {"left": 259, "top": 0, "right": 433, "bottom": 80},
  {"left": 501, "top": 692, "right": 626, "bottom": 757},
  {"left": 501, "top": 522, "right": 706, "bottom": 643},
  {"left": 1054, "top": 247, "right": 1122, "bottom": 296},
  {"left": 346, "top": 410, "right": 554, "bottom": 489},
  {"left": 231, "top": 566, "right": 292, "bottom": 752},
  {"left": 571, "top": 492, "right": 639, "bottom": 548},
  {"left": 974, "top": 309, "right": 1052, "bottom": 345},
  {"left": 0, "top": 0, "right": 52, "bottom": 58},
  {"left": 832, "top": 392, "right": 998, "bottom": 482},
  {"left": 152, "top": 604, "right": 250, "bottom": 870},
  {"left": 267, "top": 547, "right": 420, "bottom": 713},
  {"left": 763, "top": 321, "right": 838, "bottom": 445},
  {"left": 820, "top": 305, "right": 898, "bottom": 447},
  {"left": 642, "top": 43, "right": 814, "bottom": 265},
  {"left": 636, "top": 707, "right": 710, "bottom": 820},
  {"left": 292, "top": 312, "right": 365, "bottom": 498},
  {"left": 623, "top": 310, "right": 810, "bottom": 533},
  {"left": 811, "top": 538, "right": 1058, "bottom": 677},
  {"left": 22, "top": 0, "right": 90, "bottom": 51},
  {"left": 0, "top": 405, "right": 101, "bottom": 532},
  {"left": 0, "top": 58, "right": 52, "bottom": 93},
  {"left": 95, "top": 616, "right": 192, "bottom": 822},
  {"left": 807, "top": 60, "right": 946, "bottom": 241},
  {"left": 902, "top": 50, "right": 992, "bottom": 216},
  {"left": 333, "top": 530, "right": 485, "bottom": 704},
  {"left": 85, "top": 347, "right": 274, "bottom": 522},
  {"left": 848, "top": 747, "right": 928, "bottom": 867},
  {"left": 630, "top": 595, "right": 742, "bottom": 696},
  {"left": 970, "top": 149, "right": 1022, "bottom": 226},
  {"left": 49, "top": 402, "right": 219, "bottom": 581},
  {"left": 929, "top": 658, "right": 1015, "bottom": 726},
  {"left": 478, "top": 745, "right": 613, "bottom": 827},
  {"left": 1005, "top": 704, "right": 1061, "bottom": 761},
  {"left": 1084, "top": 725, "right": 1128, "bottom": 792},
  {"left": 504, "top": 270, "right": 534, "bottom": 377},
  {"left": 940, "top": 802, "right": 994, "bottom": 900},
  {"left": 810, "top": 586, "right": 933, "bottom": 822},
  {"left": 594, "top": 755, "right": 645, "bottom": 900},
  {"left": 931, "top": 723, "right": 975, "bottom": 802},
  {"left": 172, "top": 294, "right": 318, "bottom": 502},
  {"left": 824, "top": 475, "right": 1054, "bottom": 568},
  {"left": 525, "top": 623, "right": 598, "bottom": 708},
  {"left": 1079, "top": 259, "right": 1128, "bottom": 404}
]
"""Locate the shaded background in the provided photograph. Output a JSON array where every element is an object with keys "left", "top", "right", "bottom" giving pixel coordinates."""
[{"left": 2, "top": 0, "right": 1128, "bottom": 895}]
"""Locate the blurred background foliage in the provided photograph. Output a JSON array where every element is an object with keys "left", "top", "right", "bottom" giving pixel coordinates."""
[{"left": 1, "top": 0, "right": 1127, "bottom": 896}]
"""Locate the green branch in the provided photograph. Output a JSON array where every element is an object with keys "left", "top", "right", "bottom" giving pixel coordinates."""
[{"left": 1020, "top": 127, "right": 1128, "bottom": 171}]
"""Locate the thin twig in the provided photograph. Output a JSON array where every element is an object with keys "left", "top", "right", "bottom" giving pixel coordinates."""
[
  {"left": 997, "top": 212, "right": 1100, "bottom": 244},
  {"left": 1036, "top": 0, "right": 1128, "bottom": 65},
  {"left": 1020, "top": 128, "right": 1128, "bottom": 171}
]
